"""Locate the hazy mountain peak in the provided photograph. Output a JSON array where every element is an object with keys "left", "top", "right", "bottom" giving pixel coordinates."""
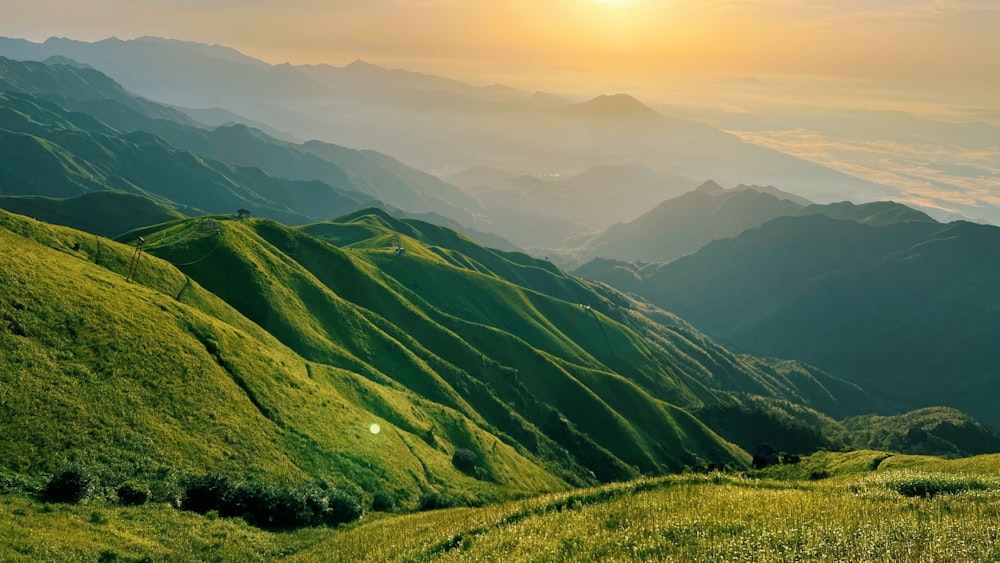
[
  {"left": 564, "top": 93, "right": 658, "bottom": 116},
  {"left": 343, "top": 59, "right": 384, "bottom": 72},
  {"left": 525, "top": 90, "right": 572, "bottom": 108},
  {"left": 213, "top": 121, "right": 269, "bottom": 139},
  {"left": 42, "top": 55, "right": 93, "bottom": 69},
  {"left": 695, "top": 180, "right": 726, "bottom": 195},
  {"left": 732, "top": 183, "right": 812, "bottom": 206},
  {"left": 133, "top": 36, "right": 272, "bottom": 67}
]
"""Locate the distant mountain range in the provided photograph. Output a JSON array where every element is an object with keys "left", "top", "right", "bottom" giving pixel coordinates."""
[
  {"left": 578, "top": 209, "right": 1000, "bottom": 427},
  {"left": 449, "top": 165, "right": 695, "bottom": 248},
  {"left": 0, "top": 56, "right": 503, "bottom": 240},
  {"left": 0, "top": 86, "right": 372, "bottom": 224},
  {"left": 0, "top": 35, "right": 896, "bottom": 208},
  {"left": 574, "top": 180, "right": 933, "bottom": 263}
]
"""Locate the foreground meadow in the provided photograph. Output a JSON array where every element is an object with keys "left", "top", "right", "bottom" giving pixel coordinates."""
[
  {"left": 4, "top": 453, "right": 1000, "bottom": 561},
  {"left": 306, "top": 472, "right": 1000, "bottom": 562}
]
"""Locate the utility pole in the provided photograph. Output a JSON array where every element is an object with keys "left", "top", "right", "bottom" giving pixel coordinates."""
[{"left": 126, "top": 236, "right": 145, "bottom": 282}]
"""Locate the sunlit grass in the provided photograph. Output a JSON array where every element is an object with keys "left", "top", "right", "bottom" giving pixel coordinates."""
[
  {"left": 295, "top": 470, "right": 1000, "bottom": 562},
  {"left": 5, "top": 457, "right": 1000, "bottom": 560}
]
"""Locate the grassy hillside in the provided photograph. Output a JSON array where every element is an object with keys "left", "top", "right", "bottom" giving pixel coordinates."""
[
  {"left": 6, "top": 455, "right": 1000, "bottom": 561},
  {"left": 10, "top": 195, "right": 894, "bottom": 521},
  {"left": 0, "top": 88, "right": 372, "bottom": 225},
  {"left": 0, "top": 191, "right": 183, "bottom": 238},
  {"left": 9, "top": 204, "right": 821, "bottom": 504},
  {"left": 128, "top": 210, "right": 754, "bottom": 480},
  {"left": 0, "top": 209, "right": 568, "bottom": 509}
]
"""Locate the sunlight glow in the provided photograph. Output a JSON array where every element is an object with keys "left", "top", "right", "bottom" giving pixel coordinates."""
[{"left": 593, "top": 0, "right": 632, "bottom": 7}]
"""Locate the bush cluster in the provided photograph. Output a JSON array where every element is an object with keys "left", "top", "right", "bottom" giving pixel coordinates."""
[
  {"left": 877, "top": 471, "right": 994, "bottom": 498},
  {"left": 452, "top": 448, "right": 479, "bottom": 474},
  {"left": 418, "top": 491, "right": 477, "bottom": 511},
  {"left": 117, "top": 480, "right": 152, "bottom": 506},
  {"left": 180, "top": 475, "right": 363, "bottom": 529},
  {"left": 43, "top": 467, "right": 94, "bottom": 503},
  {"left": 370, "top": 491, "right": 396, "bottom": 512}
]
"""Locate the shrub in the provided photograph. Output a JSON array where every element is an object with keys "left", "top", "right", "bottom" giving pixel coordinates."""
[
  {"left": 117, "top": 481, "right": 152, "bottom": 506},
  {"left": 181, "top": 474, "right": 236, "bottom": 515},
  {"left": 780, "top": 453, "right": 801, "bottom": 465},
  {"left": 752, "top": 444, "right": 780, "bottom": 469},
  {"left": 256, "top": 485, "right": 312, "bottom": 529},
  {"left": 879, "top": 471, "right": 992, "bottom": 498},
  {"left": 371, "top": 491, "right": 395, "bottom": 512},
  {"left": 318, "top": 485, "right": 364, "bottom": 526},
  {"left": 452, "top": 448, "right": 479, "bottom": 474},
  {"left": 179, "top": 475, "right": 363, "bottom": 529},
  {"left": 418, "top": 491, "right": 466, "bottom": 511},
  {"left": 43, "top": 467, "right": 94, "bottom": 503},
  {"left": 229, "top": 481, "right": 274, "bottom": 523},
  {"left": 89, "top": 511, "right": 108, "bottom": 524}
]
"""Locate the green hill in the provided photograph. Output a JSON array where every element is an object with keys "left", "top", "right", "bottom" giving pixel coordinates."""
[
  {"left": 131, "top": 210, "right": 753, "bottom": 481},
  {"left": 1, "top": 205, "right": 779, "bottom": 503},
  {"left": 3, "top": 199, "right": 904, "bottom": 505},
  {"left": 0, "top": 209, "right": 567, "bottom": 508},
  {"left": 0, "top": 191, "right": 183, "bottom": 238},
  {"left": 0, "top": 89, "right": 373, "bottom": 224}
]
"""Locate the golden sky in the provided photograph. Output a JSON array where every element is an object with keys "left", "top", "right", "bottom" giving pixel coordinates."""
[{"left": 5, "top": 0, "right": 999, "bottom": 90}]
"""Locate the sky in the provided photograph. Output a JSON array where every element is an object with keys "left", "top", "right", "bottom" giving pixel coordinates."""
[{"left": 4, "top": 0, "right": 999, "bottom": 93}]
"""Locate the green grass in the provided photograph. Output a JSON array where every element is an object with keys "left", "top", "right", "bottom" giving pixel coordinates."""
[
  {"left": 757, "top": 449, "right": 893, "bottom": 481},
  {"left": 0, "top": 209, "right": 568, "bottom": 507},
  {"left": 8, "top": 465, "right": 999, "bottom": 561},
  {"left": 310, "top": 464, "right": 1000, "bottom": 562},
  {"left": 3, "top": 443, "right": 1000, "bottom": 561},
  {"left": 0, "top": 494, "right": 329, "bottom": 562},
  {"left": 141, "top": 214, "right": 757, "bottom": 477},
  {"left": 861, "top": 470, "right": 1000, "bottom": 498},
  {"left": 0, "top": 191, "right": 183, "bottom": 239},
  {"left": 879, "top": 452, "right": 1000, "bottom": 474}
]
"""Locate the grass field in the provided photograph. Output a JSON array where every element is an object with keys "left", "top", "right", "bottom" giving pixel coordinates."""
[{"left": 4, "top": 452, "right": 1000, "bottom": 561}]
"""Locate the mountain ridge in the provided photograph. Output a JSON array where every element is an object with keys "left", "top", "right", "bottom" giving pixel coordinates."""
[
  {"left": 581, "top": 213, "right": 1000, "bottom": 426},
  {"left": 0, "top": 35, "right": 899, "bottom": 211},
  {"left": 575, "top": 182, "right": 934, "bottom": 263}
]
